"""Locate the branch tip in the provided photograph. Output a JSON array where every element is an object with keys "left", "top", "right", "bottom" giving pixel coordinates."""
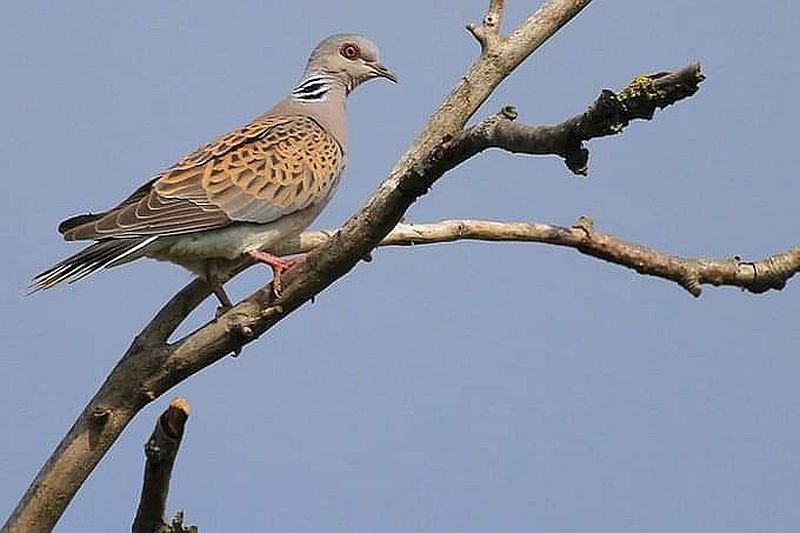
[
  {"left": 160, "top": 397, "right": 190, "bottom": 439},
  {"left": 168, "top": 397, "right": 190, "bottom": 416},
  {"left": 743, "top": 252, "right": 798, "bottom": 293},
  {"left": 484, "top": 0, "right": 505, "bottom": 31},
  {"left": 133, "top": 399, "right": 192, "bottom": 533},
  {"left": 467, "top": 0, "right": 506, "bottom": 53},
  {"left": 572, "top": 215, "right": 595, "bottom": 235}
]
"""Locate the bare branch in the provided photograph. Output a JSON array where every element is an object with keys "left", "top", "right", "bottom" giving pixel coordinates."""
[
  {"left": 359, "top": 220, "right": 798, "bottom": 297},
  {"left": 133, "top": 397, "right": 191, "bottom": 533},
  {"left": 275, "top": 221, "right": 800, "bottom": 296},
  {"left": 431, "top": 63, "right": 705, "bottom": 176},
  {"left": 0, "top": 3, "right": 607, "bottom": 530}
]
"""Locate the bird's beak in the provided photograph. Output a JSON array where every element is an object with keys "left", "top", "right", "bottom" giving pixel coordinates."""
[{"left": 369, "top": 62, "right": 398, "bottom": 83}]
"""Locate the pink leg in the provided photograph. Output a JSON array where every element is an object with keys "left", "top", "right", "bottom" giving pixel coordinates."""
[
  {"left": 206, "top": 278, "right": 233, "bottom": 318},
  {"left": 207, "top": 278, "right": 242, "bottom": 354},
  {"left": 247, "top": 251, "right": 303, "bottom": 296}
]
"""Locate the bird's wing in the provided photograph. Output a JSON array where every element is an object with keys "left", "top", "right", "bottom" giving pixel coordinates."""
[
  {"left": 57, "top": 177, "right": 159, "bottom": 235},
  {"left": 62, "top": 115, "right": 344, "bottom": 241}
]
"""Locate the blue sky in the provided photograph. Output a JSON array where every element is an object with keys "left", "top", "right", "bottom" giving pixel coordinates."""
[{"left": 2, "top": 1, "right": 799, "bottom": 531}]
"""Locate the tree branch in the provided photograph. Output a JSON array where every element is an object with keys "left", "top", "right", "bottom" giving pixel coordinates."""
[
  {"left": 132, "top": 397, "right": 191, "bottom": 533},
  {"left": 431, "top": 63, "right": 705, "bottom": 176},
  {"left": 333, "top": 219, "right": 797, "bottom": 297},
  {"left": 3, "top": 2, "right": 626, "bottom": 530}
]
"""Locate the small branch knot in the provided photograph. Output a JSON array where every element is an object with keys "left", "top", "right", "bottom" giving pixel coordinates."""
[
  {"left": 399, "top": 168, "right": 433, "bottom": 197},
  {"left": 90, "top": 406, "right": 111, "bottom": 425},
  {"left": 144, "top": 438, "right": 162, "bottom": 462},
  {"left": 573, "top": 215, "right": 595, "bottom": 236},
  {"left": 261, "top": 305, "right": 284, "bottom": 319},
  {"left": 229, "top": 318, "right": 255, "bottom": 341},
  {"left": 678, "top": 268, "right": 703, "bottom": 297},
  {"left": 500, "top": 105, "right": 518, "bottom": 120}
]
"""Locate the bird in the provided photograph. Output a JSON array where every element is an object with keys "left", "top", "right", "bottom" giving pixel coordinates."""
[{"left": 29, "top": 34, "right": 396, "bottom": 311}]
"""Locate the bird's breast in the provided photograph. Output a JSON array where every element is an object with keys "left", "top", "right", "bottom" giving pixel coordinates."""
[{"left": 147, "top": 202, "right": 325, "bottom": 264}]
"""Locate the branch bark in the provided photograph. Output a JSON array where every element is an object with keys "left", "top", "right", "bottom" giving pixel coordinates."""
[{"left": 132, "top": 397, "right": 191, "bottom": 533}]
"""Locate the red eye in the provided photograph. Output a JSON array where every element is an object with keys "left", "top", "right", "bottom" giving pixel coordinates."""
[{"left": 340, "top": 43, "right": 360, "bottom": 60}]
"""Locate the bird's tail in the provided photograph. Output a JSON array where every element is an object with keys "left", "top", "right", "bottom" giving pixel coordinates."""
[{"left": 28, "top": 236, "right": 158, "bottom": 294}]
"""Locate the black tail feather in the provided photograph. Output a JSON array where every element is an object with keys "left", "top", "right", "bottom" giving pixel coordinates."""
[
  {"left": 28, "top": 237, "right": 157, "bottom": 293},
  {"left": 57, "top": 213, "right": 105, "bottom": 235}
]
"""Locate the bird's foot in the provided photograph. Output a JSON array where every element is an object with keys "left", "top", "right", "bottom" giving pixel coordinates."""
[{"left": 247, "top": 251, "right": 303, "bottom": 297}]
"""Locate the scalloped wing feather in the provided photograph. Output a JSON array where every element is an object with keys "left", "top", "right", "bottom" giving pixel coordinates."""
[
  {"left": 61, "top": 115, "right": 343, "bottom": 241},
  {"left": 157, "top": 115, "right": 343, "bottom": 224}
]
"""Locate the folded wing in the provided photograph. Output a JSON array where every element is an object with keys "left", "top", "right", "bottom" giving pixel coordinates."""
[{"left": 62, "top": 115, "right": 344, "bottom": 241}]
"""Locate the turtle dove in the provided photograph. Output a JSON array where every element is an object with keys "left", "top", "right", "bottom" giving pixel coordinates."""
[{"left": 30, "top": 34, "right": 396, "bottom": 309}]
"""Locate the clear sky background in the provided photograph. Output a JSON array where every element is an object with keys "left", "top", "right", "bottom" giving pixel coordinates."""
[{"left": 2, "top": 1, "right": 799, "bottom": 531}]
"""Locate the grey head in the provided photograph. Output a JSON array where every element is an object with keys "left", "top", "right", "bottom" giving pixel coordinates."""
[
  {"left": 282, "top": 34, "right": 395, "bottom": 152},
  {"left": 297, "top": 34, "right": 397, "bottom": 97}
]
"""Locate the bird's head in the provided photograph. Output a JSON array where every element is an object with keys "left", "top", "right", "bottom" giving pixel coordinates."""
[{"left": 304, "top": 33, "right": 397, "bottom": 92}]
